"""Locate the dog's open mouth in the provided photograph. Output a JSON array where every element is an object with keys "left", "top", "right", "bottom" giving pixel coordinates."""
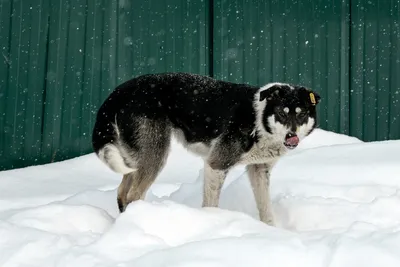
[{"left": 284, "top": 133, "right": 299, "bottom": 149}]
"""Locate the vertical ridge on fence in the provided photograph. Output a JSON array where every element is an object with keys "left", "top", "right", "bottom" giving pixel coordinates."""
[
  {"left": 389, "top": 0, "right": 400, "bottom": 140},
  {"left": 340, "top": 0, "right": 351, "bottom": 135},
  {"left": 0, "top": 0, "right": 13, "bottom": 169}
]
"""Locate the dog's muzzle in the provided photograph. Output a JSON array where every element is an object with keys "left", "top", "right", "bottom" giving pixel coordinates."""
[{"left": 284, "top": 132, "right": 299, "bottom": 149}]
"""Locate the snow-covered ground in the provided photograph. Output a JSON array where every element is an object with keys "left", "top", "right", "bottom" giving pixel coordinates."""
[{"left": 1, "top": 129, "right": 400, "bottom": 267}]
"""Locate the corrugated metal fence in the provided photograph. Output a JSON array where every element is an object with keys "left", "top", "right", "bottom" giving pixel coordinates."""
[{"left": 1, "top": 0, "right": 399, "bottom": 170}]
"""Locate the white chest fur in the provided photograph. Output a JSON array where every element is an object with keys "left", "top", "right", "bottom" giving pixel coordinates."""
[{"left": 239, "top": 137, "right": 288, "bottom": 165}]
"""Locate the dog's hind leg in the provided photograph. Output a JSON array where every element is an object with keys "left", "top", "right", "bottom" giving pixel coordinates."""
[
  {"left": 247, "top": 163, "right": 275, "bottom": 226},
  {"left": 118, "top": 167, "right": 161, "bottom": 212},
  {"left": 117, "top": 118, "right": 171, "bottom": 213},
  {"left": 117, "top": 174, "right": 133, "bottom": 212}
]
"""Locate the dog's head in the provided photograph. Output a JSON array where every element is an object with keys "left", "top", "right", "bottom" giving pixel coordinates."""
[{"left": 257, "top": 83, "right": 321, "bottom": 149}]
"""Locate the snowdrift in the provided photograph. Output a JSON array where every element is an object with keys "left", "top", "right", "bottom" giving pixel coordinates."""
[{"left": 1, "top": 129, "right": 400, "bottom": 267}]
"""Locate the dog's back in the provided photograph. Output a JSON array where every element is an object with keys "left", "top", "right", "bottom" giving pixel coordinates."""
[{"left": 92, "top": 72, "right": 256, "bottom": 174}]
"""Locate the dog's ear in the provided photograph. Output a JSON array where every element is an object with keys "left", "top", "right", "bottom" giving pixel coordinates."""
[
  {"left": 259, "top": 84, "right": 282, "bottom": 102},
  {"left": 298, "top": 86, "right": 321, "bottom": 106},
  {"left": 306, "top": 89, "right": 321, "bottom": 106},
  {"left": 310, "top": 91, "right": 321, "bottom": 105}
]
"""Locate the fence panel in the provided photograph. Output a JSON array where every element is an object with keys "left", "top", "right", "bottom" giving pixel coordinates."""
[
  {"left": 350, "top": 0, "right": 400, "bottom": 141},
  {"left": 1, "top": 0, "right": 399, "bottom": 171},
  {"left": 0, "top": 0, "right": 211, "bottom": 170},
  {"left": 213, "top": 0, "right": 351, "bottom": 133},
  {"left": 0, "top": 0, "right": 50, "bottom": 170}
]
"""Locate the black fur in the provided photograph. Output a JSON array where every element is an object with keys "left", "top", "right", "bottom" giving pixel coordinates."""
[{"left": 92, "top": 73, "right": 259, "bottom": 155}]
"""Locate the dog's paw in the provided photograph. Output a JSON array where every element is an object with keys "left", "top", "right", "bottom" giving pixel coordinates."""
[{"left": 260, "top": 214, "right": 275, "bottom": 226}]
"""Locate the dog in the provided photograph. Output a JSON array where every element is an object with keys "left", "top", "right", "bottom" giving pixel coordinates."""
[{"left": 92, "top": 72, "right": 320, "bottom": 225}]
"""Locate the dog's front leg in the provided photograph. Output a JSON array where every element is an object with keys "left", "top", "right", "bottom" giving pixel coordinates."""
[
  {"left": 202, "top": 135, "right": 242, "bottom": 207},
  {"left": 247, "top": 163, "right": 275, "bottom": 226},
  {"left": 202, "top": 162, "right": 227, "bottom": 207}
]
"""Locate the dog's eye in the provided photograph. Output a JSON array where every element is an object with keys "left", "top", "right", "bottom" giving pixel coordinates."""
[
  {"left": 278, "top": 110, "right": 287, "bottom": 117},
  {"left": 297, "top": 111, "right": 308, "bottom": 118}
]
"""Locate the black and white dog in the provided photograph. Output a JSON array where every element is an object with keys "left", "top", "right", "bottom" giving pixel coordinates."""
[{"left": 92, "top": 73, "right": 320, "bottom": 225}]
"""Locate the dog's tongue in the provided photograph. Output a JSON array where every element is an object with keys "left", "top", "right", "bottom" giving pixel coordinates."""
[{"left": 285, "top": 135, "right": 299, "bottom": 146}]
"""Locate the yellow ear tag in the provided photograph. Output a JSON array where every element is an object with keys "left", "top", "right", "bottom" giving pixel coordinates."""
[{"left": 310, "top": 92, "right": 316, "bottom": 105}]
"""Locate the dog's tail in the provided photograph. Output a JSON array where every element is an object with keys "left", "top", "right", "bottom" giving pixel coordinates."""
[
  {"left": 92, "top": 117, "right": 137, "bottom": 175},
  {"left": 96, "top": 143, "right": 136, "bottom": 174}
]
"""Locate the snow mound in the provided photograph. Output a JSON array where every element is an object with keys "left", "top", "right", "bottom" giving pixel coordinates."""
[
  {"left": 114, "top": 200, "right": 282, "bottom": 245},
  {"left": 8, "top": 204, "right": 114, "bottom": 235},
  {"left": 92, "top": 200, "right": 303, "bottom": 264},
  {"left": 0, "top": 129, "right": 400, "bottom": 267},
  {"left": 296, "top": 128, "right": 362, "bottom": 150}
]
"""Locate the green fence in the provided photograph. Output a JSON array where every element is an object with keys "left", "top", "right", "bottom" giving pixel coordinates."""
[{"left": 1, "top": 0, "right": 399, "bottom": 171}]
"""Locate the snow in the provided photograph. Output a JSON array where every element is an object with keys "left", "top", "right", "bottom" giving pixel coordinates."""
[{"left": 1, "top": 129, "right": 400, "bottom": 267}]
